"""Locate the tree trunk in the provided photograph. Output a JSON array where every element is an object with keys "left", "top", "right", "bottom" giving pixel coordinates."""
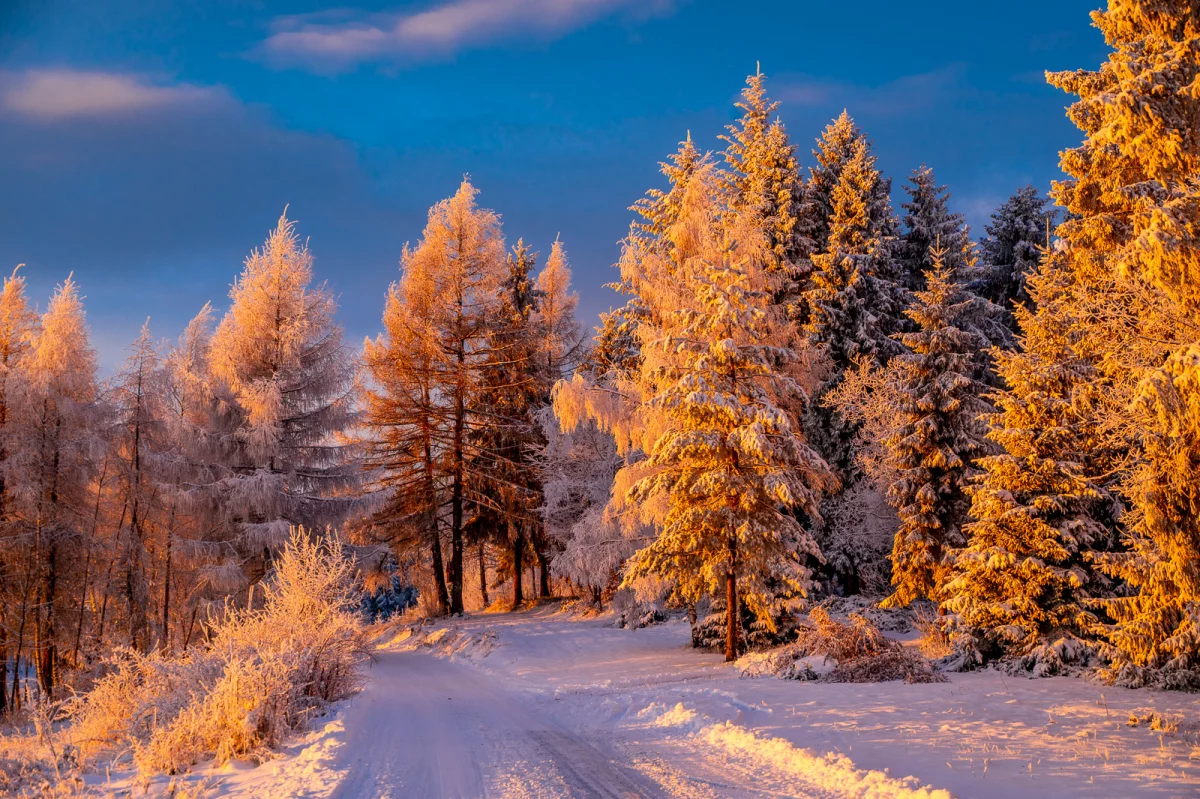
[
  {"left": 536, "top": 546, "right": 551, "bottom": 599},
  {"left": 477, "top": 539, "right": 489, "bottom": 608},
  {"left": 161, "top": 525, "right": 172, "bottom": 653},
  {"left": 448, "top": 385, "right": 465, "bottom": 615},
  {"left": 423, "top": 433, "right": 450, "bottom": 615},
  {"left": 591, "top": 585, "right": 602, "bottom": 610},
  {"left": 725, "top": 532, "right": 740, "bottom": 663},
  {"left": 511, "top": 527, "right": 525, "bottom": 608},
  {"left": 687, "top": 603, "right": 699, "bottom": 648}
]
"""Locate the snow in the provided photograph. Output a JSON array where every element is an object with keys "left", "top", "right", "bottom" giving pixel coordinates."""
[{"left": 92, "top": 605, "right": 1200, "bottom": 797}]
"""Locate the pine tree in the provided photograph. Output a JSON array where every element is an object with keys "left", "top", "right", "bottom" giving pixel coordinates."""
[
  {"left": 941, "top": 254, "right": 1117, "bottom": 664},
  {"left": 474, "top": 240, "right": 546, "bottom": 607},
  {"left": 804, "top": 138, "right": 904, "bottom": 374},
  {"left": 882, "top": 248, "right": 992, "bottom": 608},
  {"left": 802, "top": 111, "right": 868, "bottom": 254},
  {"left": 974, "top": 185, "right": 1055, "bottom": 317},
  {"left": 1046, "top": 0, "right": 1200, "bottom": 683},
  {"left": 209, "top": 212, "right": 358, "bottom": 570}
]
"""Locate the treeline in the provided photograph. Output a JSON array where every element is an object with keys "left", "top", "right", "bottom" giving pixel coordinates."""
[
  {"left": 0, "top": 219, "right": 358, "bottom": 713},
  {"left": 547, "top": 0, "right": 1200, "bottom": 688}
]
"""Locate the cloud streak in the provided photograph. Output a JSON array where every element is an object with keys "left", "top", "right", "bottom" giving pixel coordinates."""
[
  {"left": 772, "top": 65, "right": 968, "bottom": 119},
  {"left": 0, "top": 69, "right": 221, "bottom": 121},
  {"left": 263, "top": 0, "right": 671, "bottom": 69}
]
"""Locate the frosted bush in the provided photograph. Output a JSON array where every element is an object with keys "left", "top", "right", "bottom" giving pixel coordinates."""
[
  {"left": 65, "top": 530, "right": 369, "bottom": 777},
  {"left": 738, "top": 606, "right": 946, "bottom": 684}
]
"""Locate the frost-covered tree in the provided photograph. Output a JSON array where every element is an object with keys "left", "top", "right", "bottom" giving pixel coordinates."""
[
  {"left": 109, "top": 322, "right": 167, "bottom": 653},
  {"left": 362, "top": 253, "right": 451, "bottom": 615},
  {"left": 803, "top": 138, "right": 903, "bottom": 374},
  {"left": 617, "top": 165, "right": 833, "bottom": 661},
  {"left": 974, "top": 185, "right": 1055, "bottom": 317},
  {"left": 1046, "top": 0, "right": 1200, "bottom": 684},
  {"left": 881, "top": 249, "right": 992, "bottom": 608},
  {"left": 0, "top": 267, "right": 37, "bottom": 712},
  {"left": 720, "top": 68, "right": 809, "bottom": 310},
  {"left": 367, "top": 181, "right": 507, "bottom": 614},
  {"left": 209, "top": 212, "right": 358, "bottom": 577},
  {"left": 899, "top": 165, "right": 971, "bottom": 293},
  {"left": 20, "top": 277, "right": 100, "bottom": 696},
  {"left": 803, "top": 111, "right": 872, "bottom": 254},
  {"left": 802, "top": 136, "right": 906, "bottom": 481},
  {"left": 158, "top": 304, "right": 237, "bottom": 649},
  {"left": 474, "top": 240, "right": 546, "bottom": 607},
  {"left": 941, "top": 255, "right": 1117, "bottom": 664}
]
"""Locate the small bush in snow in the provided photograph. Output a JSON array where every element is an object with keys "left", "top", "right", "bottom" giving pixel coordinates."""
[
  {"left": 738, "top": 607, "right": 947, "bottom": 684},
  {"left": 64, "top": 530, "right": 369, "bottom": 777}
]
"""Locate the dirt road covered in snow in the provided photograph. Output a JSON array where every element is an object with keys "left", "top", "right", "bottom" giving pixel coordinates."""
[{"left": 163, "top": 605, "right": 1200, "bottom": 799}]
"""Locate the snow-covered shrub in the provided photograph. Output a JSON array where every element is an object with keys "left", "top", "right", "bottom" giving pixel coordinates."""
[
  {"left": 65, "top": 530, "right": 369, "bottom": 776},
  {"left": 737, "top": 606, "right": 946, "bottom": 684}
]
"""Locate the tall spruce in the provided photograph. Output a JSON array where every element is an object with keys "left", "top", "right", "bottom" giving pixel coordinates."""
[
  {"left": 975, "top": 185, "right": 1056, "bottom": 317},
  {"left": 1047, "top": 0, "right": 1200, "bottom": 684},
  {"left": 942, "top": 254, "right": 1117, "bottom": 663},
  {"left": 720, "top": 68, "right": 809, "bottom": 311},
  {"left": 882, "top": 248, "right": 991, "bottom": 608}
]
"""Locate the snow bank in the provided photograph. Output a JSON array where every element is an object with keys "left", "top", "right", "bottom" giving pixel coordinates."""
[
  {"left": 701, "top": 721, "right": 952, "bottom": 799},
  {"left": 640, "top": 701, "right": 951, "bottom": 798},
  {"left": 380, "top": 622, "right": 500, "bottom": 662}
]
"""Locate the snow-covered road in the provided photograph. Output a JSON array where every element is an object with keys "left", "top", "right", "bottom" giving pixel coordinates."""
[
  {"left": 155, "top": 605, "right": 1200, "bottom": 799},
  {"left": 328, "top": 650, "right": 662, "bottom": 798}
]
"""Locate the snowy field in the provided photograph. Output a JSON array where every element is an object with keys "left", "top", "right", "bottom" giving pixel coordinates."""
[{"left": 108, "top": 605, "right": 1200, "bottom": 798}]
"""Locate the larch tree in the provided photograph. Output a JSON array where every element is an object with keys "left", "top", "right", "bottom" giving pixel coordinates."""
[
  {"left": 209, "top": 212, "right": 359, "bottom": 579},
  {"left": 941, "top": 253, "right": 1118, "bottom": 666},
  {"left": 0, "top": 266, "right": 37, "bottom": 712},
  {"left": 528, "top": 238, "right": 583, "bottom": 594},
  {"left": 378, "top": 180, "right": 507, "bottom": 614},
  {"left": 109, "top": 322, "right": 167, "bottom": 653},
  {"left": 21, "top": 276, "right": 100, "bottom": 697},
  {"left": 159, "top": 303, "right": 234, "bottom": 650},
  {"left": 362, "top": 252, "right": 451, "bottom": 615},
  {"left": 1045, "top": 0, "right": 1200, "bottom": 684},
  {"left": 621, "top": 164, "right": 833, "bottom": 661},
  {"left": 881, "top": 248, "right": 992, "bottom": 608}
]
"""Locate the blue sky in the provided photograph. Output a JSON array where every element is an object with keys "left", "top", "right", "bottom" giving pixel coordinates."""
[{"left": 0, "top": 0, "right": 1108, "bottom": 369}]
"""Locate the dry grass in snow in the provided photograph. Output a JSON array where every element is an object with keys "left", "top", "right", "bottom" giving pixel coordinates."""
[{"left": 2, "top": 530, "right": 369, "bottom": 796}]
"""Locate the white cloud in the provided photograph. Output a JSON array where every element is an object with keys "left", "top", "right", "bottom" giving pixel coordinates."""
[
  {"left": 263, "top": 0, "right": 672, "bottom": 68},
  {"left": 1, "top": 69, "right": 220, "bottom": 121}
]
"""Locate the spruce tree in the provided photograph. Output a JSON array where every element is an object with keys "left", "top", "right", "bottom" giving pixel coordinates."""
[
  {"left": 899, "top": 165, "right": 971, "bottom": 293},
  {"left": 941, "top": 255, "right": 1116, "bottom": 664},
  {"left": 1047, "top": 0, "right": 1200, "bottom": 683},
  {"left": 882, "top": 248, "right": 991, "bottom": 608},
  {"left": 974, "top": 185, "right": 1055, "bottom": 317},
  {"left": 720, "top": 68, "right": 809, "bottom": 310},
  {"left": 622, "top": 165, "right": 832, "bottom": 661}
]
